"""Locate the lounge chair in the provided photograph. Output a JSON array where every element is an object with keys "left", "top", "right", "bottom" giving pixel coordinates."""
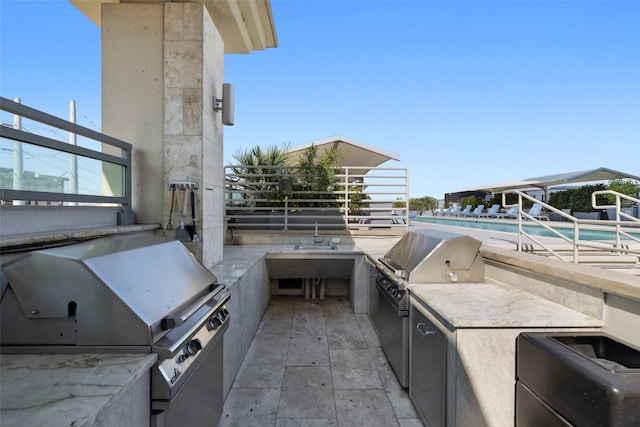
[
  {"left": 526, "top": 203, "right": 550, "bottom": 221},
  {"left": 479, "top": 204, "right": 500, "bottom": 218},
  {"left": 468, "top": 205, "right": 484, "bottom": 217},
  {"left": 456, "top": 205, "right": 473, "bottom": 217},
  {"left": 495, "top": 206, "right": 519, "bottom": 219},
  {"left": 436, "top": 206, "right": 453, "bottom": 216},
  {"left": 447, "top": 206, "right": 462, "bottom": 216}
]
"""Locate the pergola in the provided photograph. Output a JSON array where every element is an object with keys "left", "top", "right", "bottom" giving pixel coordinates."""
[
  {"left": 286, "top": 135, "right": 400, "bottom": 175},
  {"left": 456, "top": 167, "right": 640, "bottom": 201}
]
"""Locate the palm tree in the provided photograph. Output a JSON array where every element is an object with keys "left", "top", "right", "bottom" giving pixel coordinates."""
[{"left": 229, "top": 143, "right": 291, "bottom": 207}]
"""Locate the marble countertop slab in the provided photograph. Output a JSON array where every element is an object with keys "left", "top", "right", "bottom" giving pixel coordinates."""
[
  {"left": 410, "top": 282, "right": 604, "bottom": 329},
  {"left": 0, "top": 353, "right": 157, "bottom": 427}
]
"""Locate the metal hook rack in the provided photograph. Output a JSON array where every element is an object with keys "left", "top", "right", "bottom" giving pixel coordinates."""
[{"left": 169, "top": 181, "right": 198, "bottom": 190}]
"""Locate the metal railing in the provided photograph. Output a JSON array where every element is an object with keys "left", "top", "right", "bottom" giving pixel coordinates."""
[
  {"left": 224, "top": 165, "right": 409, "bottom": 232},
  {"left": 502, "top": 190, "right": 640, "bottom": 263},
  {"left": 0, "top": 97, "right": 131, "bottom": 206}
]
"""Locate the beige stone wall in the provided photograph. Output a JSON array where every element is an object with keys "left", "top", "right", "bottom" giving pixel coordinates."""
[
  {"left": 102, "top": 2, "right": 225, "bottom": 267},
  {"left": 102, "top": 3, "right": 164, "bottom": 224}
]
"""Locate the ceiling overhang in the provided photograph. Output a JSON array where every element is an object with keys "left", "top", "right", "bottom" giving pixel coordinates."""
[{"left": 69, "top": 0, "right": 278, "bottom": 54}]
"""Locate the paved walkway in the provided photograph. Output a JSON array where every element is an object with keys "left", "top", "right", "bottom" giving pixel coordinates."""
[{"left": 219, "top": 296, "right": 423, "bottom": 427}]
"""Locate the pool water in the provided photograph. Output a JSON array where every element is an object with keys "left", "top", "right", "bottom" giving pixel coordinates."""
[{"left": 413, "top": 217, "right": 640, "bottom": 241}]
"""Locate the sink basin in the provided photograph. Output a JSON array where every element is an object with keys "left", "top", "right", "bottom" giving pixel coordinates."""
[{"left": 294, "top": 245, "right": 338, "bottom": 250}]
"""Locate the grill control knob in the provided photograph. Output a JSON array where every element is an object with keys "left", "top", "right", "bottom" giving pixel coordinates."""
[
  {"left": 178, "top": 339, "right": 202, "bottom": 363},
  {"left": 208, "top": 316, "right": 222, "bottom": 330}
]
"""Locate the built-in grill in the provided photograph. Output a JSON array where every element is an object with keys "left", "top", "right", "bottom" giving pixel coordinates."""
[
  {"left": 369, "top": 228, "right": 485, "bottom": 387},
  {"left": 0, "top": 235, "right": 230, "bottom": 426}
]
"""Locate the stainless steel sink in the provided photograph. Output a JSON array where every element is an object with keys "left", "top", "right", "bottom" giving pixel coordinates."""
[{"left": 294, "top": 245, "right": 338, "bottom": 250}]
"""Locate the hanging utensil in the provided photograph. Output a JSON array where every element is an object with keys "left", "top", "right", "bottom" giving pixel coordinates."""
[
  {"left": 166, "top": 186, "right": 176, "bottom": 230},
  {"left": 190, "top": 187, "right": 200, "bottom": 243},
  {"left": 175, "top": 188, "right": 191, "bottom": 241}
]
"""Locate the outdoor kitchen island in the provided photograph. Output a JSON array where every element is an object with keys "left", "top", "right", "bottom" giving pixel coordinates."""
[
  {"left": 408, "top": 282, "right": 603, "bottom": 427},
  {"left": 0, "top": 353, "right": 157, "bottom": 426}
]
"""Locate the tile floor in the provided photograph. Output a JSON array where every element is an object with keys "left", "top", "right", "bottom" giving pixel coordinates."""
[{"left": 219, "top": 296, "right": 424, "bottom": 427}]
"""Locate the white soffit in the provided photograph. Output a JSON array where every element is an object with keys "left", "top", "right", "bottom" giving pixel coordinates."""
[{"left": 70, "top": 0, "right": 277, "bottom": 54}]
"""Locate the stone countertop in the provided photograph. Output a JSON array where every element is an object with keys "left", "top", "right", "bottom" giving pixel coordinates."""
[
  {"left": 410, "top": 282, "right": 604, "bottom": 329},
  {"left": 0, "top": 353, "right": 157, "bottom": 427}
]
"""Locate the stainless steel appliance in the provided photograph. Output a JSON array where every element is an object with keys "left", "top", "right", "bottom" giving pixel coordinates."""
[
  {"left": 410, "top": 302, "right": 447, "bottom": 427},
  {"left": 1, "top": 235, "right": 230, "bottom": 427},
  {"left": 369, "top": 229, "right": 484, "bottom": 387}
]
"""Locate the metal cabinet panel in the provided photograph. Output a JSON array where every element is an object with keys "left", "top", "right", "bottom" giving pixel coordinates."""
[{"left": 410, "top": 304, "right": 447, "bottom": 427}]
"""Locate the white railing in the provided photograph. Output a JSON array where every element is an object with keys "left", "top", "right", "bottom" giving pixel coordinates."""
[
  {"left": 224, "top": 165, "right": 409, "bottom": 232},
  {"left": 592, "top": 190, "right": 640, "bottom": 249},
  {"left": 502, "top": 190, "right": 640, "bottom": 263}
]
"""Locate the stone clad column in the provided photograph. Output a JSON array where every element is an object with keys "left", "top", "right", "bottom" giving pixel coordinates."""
[{"left": 102, "top": 2, "right": 224, "bottom": 267}]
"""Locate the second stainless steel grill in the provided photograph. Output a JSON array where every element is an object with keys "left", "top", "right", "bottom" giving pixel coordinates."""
[{"left": 369, "top": 228, "right": 485, "bottom": 387}]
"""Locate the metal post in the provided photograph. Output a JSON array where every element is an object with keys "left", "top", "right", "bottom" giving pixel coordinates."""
[
  {"left": 517, "top": 194, "right": 523, "bottom": 252},
  {"left": 12, "top": 97, "right": 24, "bottom": 205},
  {"left": 69, "top": 100, "right": 78, "bottom": 203}
]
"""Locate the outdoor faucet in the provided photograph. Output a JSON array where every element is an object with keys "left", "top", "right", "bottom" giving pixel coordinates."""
[{"left": 314, "top": 222, "right": 324, "bottom": 244}]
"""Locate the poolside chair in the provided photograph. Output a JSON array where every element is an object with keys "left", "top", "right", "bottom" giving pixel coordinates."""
[
  {"left": 526, "top": 203, "right": 550, "bottom": 221},
  {"left": 468, "top": 205, "right": 484, "bottom": 217},
  {"left": 456, "top": 205, "right": 473, "bottom": 217},
  {"left": 480, "top": 204, "right": 500, "bottom": 218},
  {"left": 436, "top": 206, "right": 453, "bottom": 216},
  {"left": 495, "top": 206, "right": 519, "bottom": 219},
  {"left": 447, "top": 206, "right": 462, "bottom": 216}
]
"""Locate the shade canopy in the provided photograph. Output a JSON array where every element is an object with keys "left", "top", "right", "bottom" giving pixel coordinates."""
[
  {"left": 286, "top": 136, "right": 400, "bottom": 172},
  {"left": 457, "top": 167, "right": 640, "bottom": 194}
]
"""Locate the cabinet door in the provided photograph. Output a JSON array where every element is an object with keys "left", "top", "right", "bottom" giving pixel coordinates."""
[{"left": 410, "top": 305, "right": 447, "bottom": 427}]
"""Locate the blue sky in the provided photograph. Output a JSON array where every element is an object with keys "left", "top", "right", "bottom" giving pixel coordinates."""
[{"left": 2, "top": 0, "right": 639, "bottom": 199}]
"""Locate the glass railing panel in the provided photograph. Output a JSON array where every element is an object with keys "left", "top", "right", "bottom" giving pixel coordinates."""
[{"left": 0, "top": 138, "right": 124, "bottom": 197}]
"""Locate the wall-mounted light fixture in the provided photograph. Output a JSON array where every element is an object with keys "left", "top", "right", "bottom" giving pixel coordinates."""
[{"left": 213, "top": 83, "right": 234, "bottom": 126}]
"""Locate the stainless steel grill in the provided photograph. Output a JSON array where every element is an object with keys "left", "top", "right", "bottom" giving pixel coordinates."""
[
  {"left": 369, "top": 228, "right": 485, "bottom": 387},
  {"left": 1, "top": 235, "right": 230, "bottom": 426}
]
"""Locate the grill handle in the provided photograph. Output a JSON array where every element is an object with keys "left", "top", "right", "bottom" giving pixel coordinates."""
[{"left": 161, "top": 284, "right": 224, "bottom": 330}]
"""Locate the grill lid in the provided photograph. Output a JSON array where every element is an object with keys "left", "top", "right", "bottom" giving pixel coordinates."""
[
  {"left": 379, "top": 228, "right": 484, "bottom": 283},
  {"left": 1, "top": 235, "right": 219, "bottom": 347}
]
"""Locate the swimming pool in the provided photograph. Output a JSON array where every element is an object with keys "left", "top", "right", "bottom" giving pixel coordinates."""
[{"left": 413, "top": 217, "right": 640, "bottom": 241}]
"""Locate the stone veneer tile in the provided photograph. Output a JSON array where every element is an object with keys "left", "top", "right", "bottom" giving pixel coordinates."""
[
  {"left": 331, "top": 367, "right": 383, "bottom": 390},
  {"left": 219, "top": 387, "right": 280, "bottom": 427},
  {"left": 164, "top": 40, "right": 203, "bottom": 88},
  {"left": 327, "top": 323, "right": 368, "bottom": 349},
  {"left": 183, "top": 3, "right": 203, "bottom": 41},
  {"left": 163, "top": 3, "right": 183, "bottom": 40},
  {"left": 286, "top": 336, "right": 330, "bottom": 367},
  {"left": 292, "top": 316, "right": 327, "bottom": 337},
  {"left": 183, "top": 88, "right": 202, "bottom": 135},
  {"left": 329, "top": 348, "right": 376, "bottom": 369},
  {"left": 232, "top": 363, "right": 285, "bottom": 389},
  {"left": 163, "top": 87, "right": 183, "bottom": 136},
  {"left": 276, "top": 419, "right": 338, "bottom": 427},
  {"left": 282, "top": 367, "right": 333, "bottom": 389},
  {"left": 386, "top": 390, "right": 419, "bottom": 419},
  {"left": 278, "top": 387, "right": 336, "bottom": 419},
  {"left": 334, "top": 389, "right": 399, "bottom": 427}
]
